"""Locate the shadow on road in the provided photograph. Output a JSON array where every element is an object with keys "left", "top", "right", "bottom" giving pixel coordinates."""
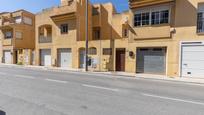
[{"left": 0, "top": 110, "right": 5, "bottom": 115}]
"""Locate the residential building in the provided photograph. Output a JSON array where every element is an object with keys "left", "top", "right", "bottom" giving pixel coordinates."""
[
  {"left": 127, "top": 0, "right": 204, "bottom": 78},
  {"left": 1, "top": 0, "right": 204, "bottom": 78},
  {"left": 35, "top": 0, "right": 119, "bottom": 71},
  {"left": 0, "top": 10, "right": 35, "bottom": 65}
]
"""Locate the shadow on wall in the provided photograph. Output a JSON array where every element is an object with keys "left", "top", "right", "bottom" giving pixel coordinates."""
[
  {"left": 174, "top": 0, "right": 197, "bottom": 27},
  {"left": 0, "top": 110, "right": 6, "bottom": 115},
  {"left": 100, "top": 5, "right": 123, "bottom": 71}
]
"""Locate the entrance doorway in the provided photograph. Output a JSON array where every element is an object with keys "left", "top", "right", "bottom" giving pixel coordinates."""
[{"left": 115, "top": 48, "right": 126, "bottom": 71}]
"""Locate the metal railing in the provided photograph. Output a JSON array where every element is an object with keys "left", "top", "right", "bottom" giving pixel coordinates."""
[{"left": 39, "top": 36, "right": 52, "bottom": 43}]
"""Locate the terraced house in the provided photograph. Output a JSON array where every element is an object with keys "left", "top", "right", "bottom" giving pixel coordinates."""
[
  {"left": 1, "top": 0, "right": 204, "bottom": 78},
  {"left": 35, "top": 0, "right": 126, "bottom": 72},
  {"left": 0, "top": 10, "right": 35, "bottom": 65},
  {"left": 126, "top": 0, "right": 204, "bottom": 78}
]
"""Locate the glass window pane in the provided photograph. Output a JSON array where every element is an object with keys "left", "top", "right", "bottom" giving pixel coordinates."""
[
  {"left": 152, "top": 11, "right": 160, "bottom": 25},
  {"left": 160, "top": 10, "right": 169, "bottom": 24},
  {"left": 134, "top": 13, "right": 141, "bottom": 27},
  {"left": 142, "top": 12, "right": 149, "bottom": 26}
]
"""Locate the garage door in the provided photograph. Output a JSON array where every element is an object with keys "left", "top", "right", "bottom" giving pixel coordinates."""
[
  {"left": 58, "top": 48, "right": 72, "bottom": 68},
  {"left": 3, "top": 51, "right": 12, "bottom": 64},
  {"left": 136, "top": 48, "right": 166, "bottom": 75},
  {"left": 40, "top": 49, "right": 51, "bottom": 66},
  {"left": 181, "top": 45, "right": 204, "bottom": 78}
]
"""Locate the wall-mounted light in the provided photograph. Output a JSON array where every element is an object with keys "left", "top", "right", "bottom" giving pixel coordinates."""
[{"left": 129, "top": 51, "right": 134, "bottom": 57}]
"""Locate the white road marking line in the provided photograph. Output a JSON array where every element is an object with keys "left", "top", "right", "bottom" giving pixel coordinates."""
[
  {"left": 45, "top": 79, "right": 67, "bottom": 84},
  {"left": 142, "top": 93, "right": 204, "bottom": 106},
  {"left": 14, "top": 75, "right": 35, "bottom": 79},
  {"left": 82, "top": 84, "right": 119, "bottom": 92}
]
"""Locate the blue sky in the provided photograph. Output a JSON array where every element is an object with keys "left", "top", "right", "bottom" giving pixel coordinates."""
[{"left": 0, "top": 0, "right": 128, "bottom": 13}]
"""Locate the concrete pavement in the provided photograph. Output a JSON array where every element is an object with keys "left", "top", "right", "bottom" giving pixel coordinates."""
[{"left": 0, "top": 65, "right": 204, "bottom": 114}]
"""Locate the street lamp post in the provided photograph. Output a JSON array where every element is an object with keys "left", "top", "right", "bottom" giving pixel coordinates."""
[{"left": 85, "top": 0, "right": 89, "bottom": 71}]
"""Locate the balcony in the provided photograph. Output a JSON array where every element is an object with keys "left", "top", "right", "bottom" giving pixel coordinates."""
[
  {"left": 132, "top": 26, "right": 171, "bottom": 40},
  {"left": 129, "top": 0, "right": 175, "bottom": 9},
  {"left": 0, "top": 16, "right": 15, "bottom": 27},
  {"left": 3, "top": 38, "right": 12, "bottom": 46},
  {"left": 38, "top": 25, "right": 52, "bottom": 43},
  {"left": 39, "top": 36, "right": 52, "bottom": 43},
  {"left": 50, "top": 1, "right": 77, "bottom": 21}
]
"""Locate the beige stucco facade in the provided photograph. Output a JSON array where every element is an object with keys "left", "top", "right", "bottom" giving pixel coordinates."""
[
  {"left": 34, "top": 0, "right": 204, "bottom": 77},
  {"left": 0, "top": 10, "right": 35, "bottom": 65},
  {"left": 1, "top": 0, "right": 204, "bottom": 77},
  {"left": 125, "top": 0, "right": 204, "bottom": 77}
]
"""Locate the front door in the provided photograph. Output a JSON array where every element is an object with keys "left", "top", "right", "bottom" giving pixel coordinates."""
[
  {"left": 4, "top": 51, "right": 12, "bottom": 64},
  {"left": 79, "top": 49, "right": 86, "bottom": 68},
  {"left": 116, "top": 48, "right": 125, "bottom": 71}
]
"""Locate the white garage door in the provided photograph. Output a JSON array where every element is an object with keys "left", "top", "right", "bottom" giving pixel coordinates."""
[
  {"left": 181, "top": 45, "right": 204, "bottom": 78},
  {"left": 4, "top": 51, "right": 12, "bottom": 64},
  {"left": 58, "top": 49, "right": 72, "bottom": 68},
  {"left": 40, "top": 49, "right": 51, "bottom": 66}
]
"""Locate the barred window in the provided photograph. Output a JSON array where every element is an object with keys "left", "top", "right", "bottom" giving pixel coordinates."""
[
  {"left": 88, "top": 47, "right": 97, "bottom": 55},
  {"left": 197, "top": 12, "right": 204, "bottom": 33}
]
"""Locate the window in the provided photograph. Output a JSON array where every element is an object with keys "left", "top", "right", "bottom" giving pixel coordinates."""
[
  {"left": 142, "top": 12, "right": 150, "bottom": 26},
  {"left": 134, "top": 14, "right": 141, "bottom": 26},
  {"left": 134, "top": 7, "right": 170, "bottom": 27},
  {"left": 197, "top": 12, "right": 204, "bottom": 33},
  {"left": 151, "top": 10, "right": 169, "bottom": 25},
  {"left": 93, "top": 27, "right": 100, "bottom": 40},
  {"left": 88, "top": 47, "right": 97, "bottom": 55},
  {"left": 92, "top": 7, "right": 99, "bottom": 16},
  {"left": 15, "top": 16, "right": 22, "bottom": 24},
  {"left": 16, "top": 32, "right": 22, "bottom": 39},
  {"left": 5, "top": 31, "right": 12, "bottom": 39},
  {"left": 160, "top": 10, "right": 169, "bottom": 24},
  {"left": 23, "top": 17, "right": 32, "bottom": 25},
  {"left": 151, "top": 11, "right": 160, "bottom": 25},
  {"left": 123, "top": 28, "right": 128, "bottom": 38},
  {"left": 103, "top": 48, "right": 112, "bottom": 55},
  {"left": 60, "top": 24, "right": 68, "bottom": 34},
  {"left": 134, "top": 12, "right": 150, "bottom": 26}
]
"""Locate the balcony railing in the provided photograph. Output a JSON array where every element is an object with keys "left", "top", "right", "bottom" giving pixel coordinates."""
[
  {"left": 51, "top": 1, "right": 77, "bottom": 17},
  {"left": 39, "top": 36, "right": 52, "bottom": 43},
  {"left": 3, "top": 39, "right": 12, "bottom": 46}
]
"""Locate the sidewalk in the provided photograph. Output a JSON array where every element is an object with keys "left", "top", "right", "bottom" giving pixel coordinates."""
[{"left": 1, "top": 64, "right": 204, "bottom": 85}]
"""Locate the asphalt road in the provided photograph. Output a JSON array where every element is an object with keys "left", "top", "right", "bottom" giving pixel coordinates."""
[{"left": 0, "top": 65, "right": 204, "bottom": 115}]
